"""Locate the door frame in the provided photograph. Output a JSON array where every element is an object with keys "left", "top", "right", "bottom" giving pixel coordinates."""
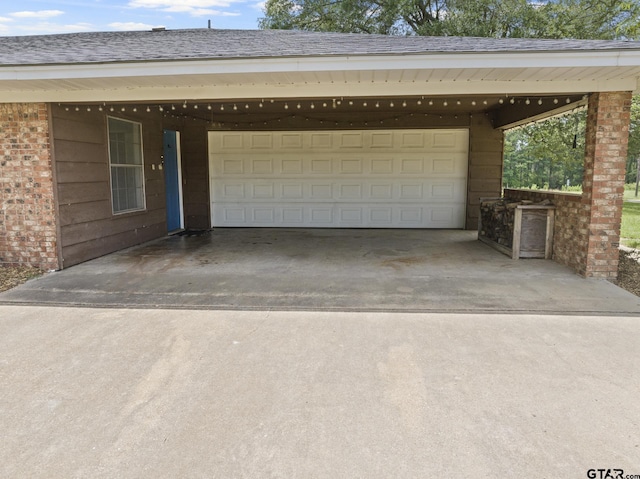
[{"left": 163, "top": 129, "right": 185, "bottom": 232}]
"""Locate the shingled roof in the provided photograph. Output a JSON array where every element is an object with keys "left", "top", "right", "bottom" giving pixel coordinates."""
[{"left": 2, "top": 28, "right": 640, "bottom": 66}]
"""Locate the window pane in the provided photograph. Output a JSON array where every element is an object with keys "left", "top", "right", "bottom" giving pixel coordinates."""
[{"left": 108, "top": 117, "right": 145, "bottom": 213}]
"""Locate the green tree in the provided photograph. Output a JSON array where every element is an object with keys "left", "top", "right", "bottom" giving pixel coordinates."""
[
  {"left": 627, "top": 96, "right": 640, "bottom": 184},
  {"left": 259, "top": 0, "right": 640, "bottom": 39},
  {"left": 503, "top": 111, "right": 586, "bottom": 190}
]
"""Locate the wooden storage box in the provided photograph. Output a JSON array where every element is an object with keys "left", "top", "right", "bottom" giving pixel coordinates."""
[{"left": 478, "top": 198, "right": 555, "bottom": 260}]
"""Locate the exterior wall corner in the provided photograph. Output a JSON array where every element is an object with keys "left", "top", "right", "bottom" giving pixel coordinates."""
[{"left": 0, "top": 102, "right": 60, "bottom": 271}]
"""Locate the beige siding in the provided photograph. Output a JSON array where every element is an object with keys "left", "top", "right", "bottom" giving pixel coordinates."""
[{"left": 466, "top": 115, "right": 504, "bottom": 229}]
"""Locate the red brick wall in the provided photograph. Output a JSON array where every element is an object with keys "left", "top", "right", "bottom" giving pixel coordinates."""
[
  {"left": 0, "top": 103, "right": 59, "bottom": 270},
  {"left": 504, "top": 91, "right": 631, "bottom": 279},
  {"left": 582, "top": 91, "right": 631, "bottom": 279}
]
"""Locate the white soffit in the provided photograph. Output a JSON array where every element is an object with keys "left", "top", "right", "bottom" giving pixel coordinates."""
[{"left": 1, "top": 50, "right": 640, "bottom": 102}]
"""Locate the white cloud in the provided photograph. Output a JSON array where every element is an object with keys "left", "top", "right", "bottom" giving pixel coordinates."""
[
  {"left": 252, "top": 1, "right": 266, "bottom": 11},
  {"left": 108, "top": 22, "right": 158, "bottom": 30},
  {"left": 127, "top": 0, "right": 245, "bottom": 16},
  {"left": 10, "top": 10, "right": 65, "bottom": 19},
  {"left": 2, "top": 22, "right": 94, "bottom": 35},
  {"left": 129, "top": 0, "right": 236, "bottom": 8},
  {"left": 161, "top": 6, "right": 240, "bottom": 16}
]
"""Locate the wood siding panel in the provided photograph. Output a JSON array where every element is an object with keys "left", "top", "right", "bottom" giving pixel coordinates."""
[
  {"left": 59, "top": 200, "right": 112, "bottom": 226},
  {"left": 53, "top": 116, "right": 105, "bottom": 144},
  {"left": 52, "top": 105, "right": 168, "bottom": 268},
  {"left": 62, "top": 223, "right": 166, "bottom": 267},
  {"left": 61, "top": 208, "right": 166, "bottom": 247},
  {"left": 55, "top": 139, "right": 106, "bottom": 163},
  {"left": 181, "top": 122, "right": 210, "bottom": 230},
  {"left": 58, "top": 182, "right": 110, "bottom": 205},
  {"left": 466, "top": 115, "right": 504, "bottom": 229},
  {"left": 56, "top": 161, "right": 108, "bottom": 184}
]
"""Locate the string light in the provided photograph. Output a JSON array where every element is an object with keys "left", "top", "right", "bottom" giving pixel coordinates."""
[
  {"left": 310, "top": 102, "right": 315, "bottom": 109},
  {"left": 538, "top": 99, "right": 543, "bottom": 105},
  {"left": 525, "top": 98, "right": 530, "bottom": 105},
  {"left": 233, "top": 104, "right": 238, "bottom": 111}
]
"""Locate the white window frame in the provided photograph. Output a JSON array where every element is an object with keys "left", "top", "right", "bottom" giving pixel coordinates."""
[{"left": 107, "top": 116, "right": 146, "bottom": 215}]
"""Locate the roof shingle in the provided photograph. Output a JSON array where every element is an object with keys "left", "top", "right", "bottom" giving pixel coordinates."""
[{"left": 1, "top": 28, "right": 640, "bottom": 66}]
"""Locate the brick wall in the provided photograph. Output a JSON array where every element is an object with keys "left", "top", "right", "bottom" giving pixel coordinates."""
[
  {"left": 504, "top": 91, "right": 631, "bottom": 279},
  {"left": 0, "top": 103, "right": 59, "bottom": 270},
  {"left": 582, "top": 91, "right": 631, "bottom": 279}
]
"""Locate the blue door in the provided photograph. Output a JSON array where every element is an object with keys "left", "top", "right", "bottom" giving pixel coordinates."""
[{"left": 163, "top": 130, "right": 182, "bottom": 232}]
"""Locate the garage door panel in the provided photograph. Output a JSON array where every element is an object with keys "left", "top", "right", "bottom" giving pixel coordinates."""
[
  {"left": 209, "top": 129, "right": 468, "bottom": 228},
  {"left": 211, "top": 203, "right": 466, "bottom": 228}
]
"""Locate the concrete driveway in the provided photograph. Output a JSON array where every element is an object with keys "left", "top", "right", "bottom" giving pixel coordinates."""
[
  {"left": 1, "top": 305, "right": 639, "bottom": 478},
  {"left": 1, "top": 229, "right": 639, "bottom": 314}
]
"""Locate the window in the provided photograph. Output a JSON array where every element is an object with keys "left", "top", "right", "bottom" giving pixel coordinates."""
[{"left": 108, "top": 117, "right": 145, "bottom": 214}]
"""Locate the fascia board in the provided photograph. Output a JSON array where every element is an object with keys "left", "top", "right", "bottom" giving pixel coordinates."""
[{"left": 1, "top": 50, "right": 640, "bottom": 81}]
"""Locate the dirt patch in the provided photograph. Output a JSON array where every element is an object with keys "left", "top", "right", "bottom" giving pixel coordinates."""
[
  {"left": 0, "top": 266, "right": 43, "bottom": 293},
  {"left": 617, "top": 250, "right": 640, "bottom": 297}
]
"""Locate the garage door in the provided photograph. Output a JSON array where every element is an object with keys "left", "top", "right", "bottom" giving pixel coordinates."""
[{"left": 208, "top": 129, "right": 468, "bottom": 228}]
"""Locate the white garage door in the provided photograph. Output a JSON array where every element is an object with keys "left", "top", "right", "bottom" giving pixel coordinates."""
[{"left": 208, "top": 129, "right": 468, "bottom": 228}]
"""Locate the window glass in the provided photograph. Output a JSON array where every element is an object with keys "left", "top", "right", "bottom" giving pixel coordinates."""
[{"left": 108, "top": 117, "right": 145, "bottom": 213}]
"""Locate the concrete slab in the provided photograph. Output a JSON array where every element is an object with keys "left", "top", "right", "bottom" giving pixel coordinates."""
[
  {"left": 1, "top": 305, "right": 639, "bottom": 478},
  {"left": 1, "top": 229, "right": 639, "bottom": 314}
]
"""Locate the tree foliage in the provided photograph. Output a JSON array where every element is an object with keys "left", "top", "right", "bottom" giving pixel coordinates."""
[
  {"left": 259, "top": 0, "right": 640, "bottom": 39},
  {"left": 503, "top": 111, "right": 586, "bottom": 190}
]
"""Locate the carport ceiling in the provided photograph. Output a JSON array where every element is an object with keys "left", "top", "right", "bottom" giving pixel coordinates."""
[{"left": 62, "top": 94, "right": 586, "bottom": 127}]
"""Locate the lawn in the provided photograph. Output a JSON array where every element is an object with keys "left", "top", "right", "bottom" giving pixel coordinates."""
[{"left": 621, "top": 201, "right": 640, "bottom": 249}]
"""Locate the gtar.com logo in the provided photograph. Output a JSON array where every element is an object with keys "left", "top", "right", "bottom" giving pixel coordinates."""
[{"left": 587, "top": 470, "right": 624, "bottom": 479}]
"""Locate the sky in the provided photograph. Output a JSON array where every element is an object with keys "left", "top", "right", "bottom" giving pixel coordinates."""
[{"left": 0, "top": 0, "right": 265, "bottom": 36}]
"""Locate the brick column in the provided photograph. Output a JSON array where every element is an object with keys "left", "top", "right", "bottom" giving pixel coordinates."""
[
  {"left": 0, "top": 103, "right": 59, "bottom": 270},
  {"left": 581, "top": 92, "right": 632, "bottom": 279}
]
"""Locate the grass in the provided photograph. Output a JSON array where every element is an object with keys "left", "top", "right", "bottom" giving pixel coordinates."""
[
  {"left": 624, "top": 185, "right": 640, "bottom": 201},
  {"left": 621, "top": 202, "right": 640, "bottom": 249}
]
